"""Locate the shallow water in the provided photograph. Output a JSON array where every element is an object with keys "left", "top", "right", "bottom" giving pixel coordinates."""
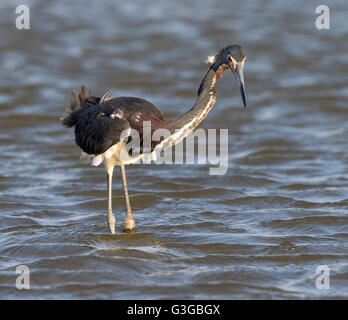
[{"left": 0, "top": 0, "right": 347, "bottom": 299}]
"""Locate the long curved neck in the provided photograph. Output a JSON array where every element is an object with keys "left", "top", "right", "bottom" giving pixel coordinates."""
[{"left": 167, "top": 63, "right": 228, "bottom": 143}]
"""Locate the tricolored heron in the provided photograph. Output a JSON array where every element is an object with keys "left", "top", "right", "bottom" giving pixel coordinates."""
[{"left": 61, "top": 44, "right": 246, "bottom": 234}]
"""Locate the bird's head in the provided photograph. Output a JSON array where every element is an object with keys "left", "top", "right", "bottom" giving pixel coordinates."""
[{"left": 206, "top": 44, "right": 247, "bottom": 107}]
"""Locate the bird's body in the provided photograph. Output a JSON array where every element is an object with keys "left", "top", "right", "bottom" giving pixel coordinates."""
[
  {"left": 62, "top": 44, "right": 247, "bottom": 234},
  {"left": 65, "top": 95, "right": 168, "bottom": 165}
]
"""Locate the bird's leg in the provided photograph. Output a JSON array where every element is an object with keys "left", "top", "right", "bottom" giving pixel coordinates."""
[
  {"left": 120, "top": 164, "right": 135, "bottom": 232},
  {"left": 106, "top": 165, "right": 116, "bottom": 234}
]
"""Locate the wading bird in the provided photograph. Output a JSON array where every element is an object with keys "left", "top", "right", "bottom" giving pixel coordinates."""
[{"left": 61, "top": 44, "right": 246, "bottom": 234}]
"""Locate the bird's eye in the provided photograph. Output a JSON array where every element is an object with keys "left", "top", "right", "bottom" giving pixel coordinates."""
[
  {"left": 244, "top": 57, "right": 247, "bottom": 63},
  {"left": 227, "top": 56, "right": 232, "bottom": 63}
]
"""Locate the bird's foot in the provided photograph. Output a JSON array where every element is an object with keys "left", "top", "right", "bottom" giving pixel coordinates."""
[
  {"left": 123, "top": 218, "right": 135, "bottom": 233},
  {"left": 107, "top": 212, "right": 116, "bottom": 235}
]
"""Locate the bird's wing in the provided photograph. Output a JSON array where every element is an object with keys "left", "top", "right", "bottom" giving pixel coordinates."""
[
  {"left": 97, "top": 97, "right": 168, "bottom": 155},
  {"left": 72, "top": 106, "right": 131, "bottom": 155},
  {"left": 62, "top": 85, "right": 170, "bottom": 156},
  {"left": 60, "top": 85, "right": 113, "bottom": 126}
]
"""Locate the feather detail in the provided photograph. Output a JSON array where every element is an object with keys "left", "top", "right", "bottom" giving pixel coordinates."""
[
  {"left": 100, "top": 90, "right": 114, "bottom": 102},
  {"left": 80, "top": 151, "right": 94, "bottom": 160},
  {"left": 79, "top": 152, "right": 103, "bottom": 166},
  {"left": 204, "top": 55, "right": 216, "bottom": 65},
  {"left": 91, "top": 155, "right": 103, "bottom": 166}
]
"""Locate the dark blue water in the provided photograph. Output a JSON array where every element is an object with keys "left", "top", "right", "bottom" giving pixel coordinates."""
[{"left": 0, "top": 0, "right": 347, "bottom": 299}]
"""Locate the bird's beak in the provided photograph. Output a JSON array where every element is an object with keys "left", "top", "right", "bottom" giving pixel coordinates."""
[{"left": 230, "top": 63, "right": 246, "bottom": 108}]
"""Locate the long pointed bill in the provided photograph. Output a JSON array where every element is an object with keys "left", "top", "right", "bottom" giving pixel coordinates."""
[{"left": 232, "top": 64, "right": 246, "bottom": 108}]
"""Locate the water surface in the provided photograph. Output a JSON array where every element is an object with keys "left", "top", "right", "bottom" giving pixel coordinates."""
[{"left": 0, "top": 0, "right": 347, "bottom": 299}]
